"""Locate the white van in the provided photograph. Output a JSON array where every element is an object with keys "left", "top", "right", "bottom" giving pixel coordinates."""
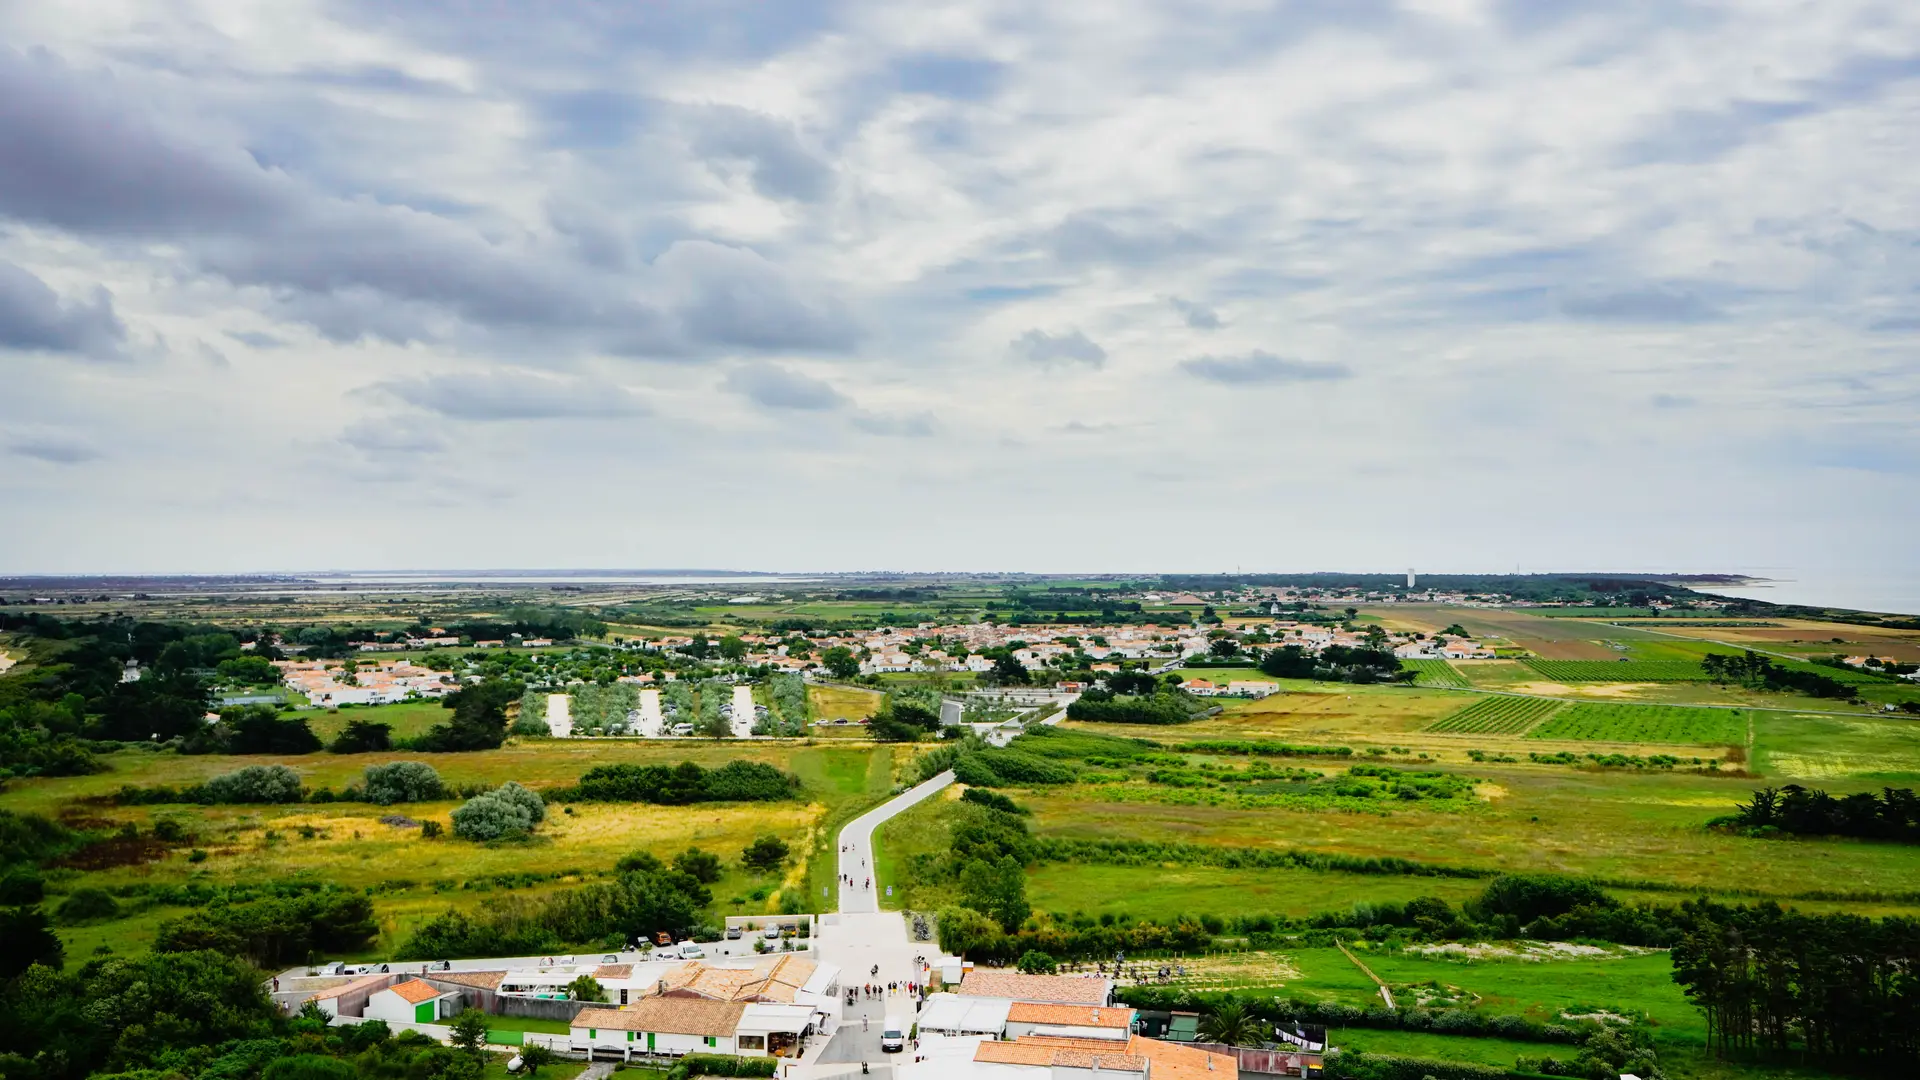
[
  {"left": 677, "top": 940, "right": 705, "bottom": 959},
  {"left": 880, "top": 1015, "right": 905, "bottom": 1053}
]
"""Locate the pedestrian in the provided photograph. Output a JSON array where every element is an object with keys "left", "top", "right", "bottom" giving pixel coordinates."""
[{"left": 272, "top": 976, "right": 280, "bottom": 992}]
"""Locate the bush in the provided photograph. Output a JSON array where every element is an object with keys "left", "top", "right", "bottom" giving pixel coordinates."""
[
  {"left": 566, "top": 760, "right": 799, "bottom": 804},
  {"left": 203, "top": 765, "right": 304, "bottom": 804},
  {"left": 960, "top": 789, "right": 1028, "bottom": 815},
  {"left": 362, "top": 761, "right": 446, "bottom": 805},
  {"left": 674, "top": 848, "right": 723, "bottom": 884},
  {"left": 740, "top": 835, "right": 790, "bottom": 873},
  {"left": 327, "top": 719, "right": 392, "bottom": 754},
  {"left": 1016, "top": 949, "right": 1057, "bottom": 974},
  {"left": 451, "top": 791, "right": 535, "bottom": 841},
  {"left": 261, "top": 1055, "right": 357, "bottom": 1080},
  {"left": 420, "top": 820, "right": 443, "bottom": 839},
  {"left": 493, "top": 781, "right": 546, "bottom": 824},
  {"left": 667, "top": 1054, "right": 777, "bottom": 1079},
  {"left": 56, "top": 886, "right": 121, "bottom": 923},
  {"left": 0, "top": 867, "right": 46, "bottom": 904}
]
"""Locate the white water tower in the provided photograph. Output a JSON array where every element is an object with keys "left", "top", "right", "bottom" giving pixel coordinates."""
[{"left": 1407, "top": 569, "right": 1416, "bottom": 588}]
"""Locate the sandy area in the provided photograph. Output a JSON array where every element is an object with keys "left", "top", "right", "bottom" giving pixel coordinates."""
[
  {"left": 1510, "top": 681, "right": 1658, "bottom": 698},
  {"left": 546, "top": 693, "right": 572, "bottom": 737}
]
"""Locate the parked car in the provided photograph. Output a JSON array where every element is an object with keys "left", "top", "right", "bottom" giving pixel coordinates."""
[
  {"left": 322, "top": 962, "right": 347, "bottom": 976},
  {"left": 426, "top": 960, "right": 451, "bottom": 972},
  {"left": 677, "top": 941, "right": 705, "bottom": 959},
  {"left": 655, "top": 931, "right": 674, "bottom": 946},
  {"left": 601, "top": 954, "right": 621, "bottom": 963},
  {"left": 725, "top": 927, "right": 742, "bottom": 940},
  {"left": 763, "top": 924, "right": 781, "bottom": 940}
]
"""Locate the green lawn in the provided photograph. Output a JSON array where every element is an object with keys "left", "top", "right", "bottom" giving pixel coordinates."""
[{"left": 1026, "top": 863, "right": 1487, "bottom": 922}]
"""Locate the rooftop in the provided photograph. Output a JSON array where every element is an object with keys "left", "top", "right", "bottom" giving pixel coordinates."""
[
  {"left": 573, "top": 999, "right": 747, "bottom": 1037},
  {"left": 958, "top": 969, "right": 1113, "bottom": 1006}
]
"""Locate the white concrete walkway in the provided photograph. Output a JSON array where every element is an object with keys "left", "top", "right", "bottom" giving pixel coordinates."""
[
  {"left": 835, "top": 770, "right": 954, "bottom": 914},
  {"left": 636, "top": 687, "right": 663, "bottom": 736},
  {"left": 545, "top": 693, "right": 572, "bottom": 737}
]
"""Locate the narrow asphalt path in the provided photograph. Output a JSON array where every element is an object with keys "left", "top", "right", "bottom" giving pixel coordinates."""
[{"left": 836, "top": 770, "right": 954, "bottom": 914}]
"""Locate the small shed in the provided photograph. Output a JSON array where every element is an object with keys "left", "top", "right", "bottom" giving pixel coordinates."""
[{"left": 365, "top": 979, "right": 460, "bottom": 1024}]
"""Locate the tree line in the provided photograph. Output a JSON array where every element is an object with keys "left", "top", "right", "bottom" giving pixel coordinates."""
[
  {"left": 1701, "top": 650, "right": 1855, "bottom": 699},
  {"left": 1721, "top": 784, "right": 1920, "bottom": 843}
]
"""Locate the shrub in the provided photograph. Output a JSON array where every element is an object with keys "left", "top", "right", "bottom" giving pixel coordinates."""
[
  {"left": 674, "top": 848, "right": 723, "bottom": 884},
  {"left": 1016, "top": 949, "right": 1057, "bottom": 974},
  {"left": 493, "top": 781, "right": 545, "bottom": 824},
  {"left": 668, "top": 1054, "right": 776, "bottom": 1079},
  {"left": 261, "top": 1055, "right": 357, "bottom": 1080},
  {"left": 740, "top": 835, "right": 790, "bottom": 873},
  {"left": 451, "top": 792, "right": 533, "bottom": 841},
  {"left": 203, "top": 765, "right": 304, "bottom": 804},
  {"left": 188, "top": 848, "right": 208, "bottom": 863},
  {"left": 362, "top": 761, "right": 447, "bottom": 805},
  {"left": 420, "top": 820, "right": 443, "bottom": 839},
  {"left": 327, "top": 719, "right": 393, "bottom": 754},
  {"left": 961, "top": 789, "right": 1028, "bottom": 815},
  {"left": 56, "top": 887, "right": 121, "bottom": 923}
]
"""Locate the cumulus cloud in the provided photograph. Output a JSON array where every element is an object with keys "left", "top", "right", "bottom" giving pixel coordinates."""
[
  {"left": 1179, "top": 351, "right": 1352, "bottom": 384},
  {"left": 368, "top": 369, "right": 651, "bottom": 420},
  {"left": 0, "top": 259, "right": 126, "bottom": 357},
  {"left": 1010, "top": 329, "right": 1106, "bottom": 369},
  {"left": 1168, "top": 297, "right": 1221, "bottom": 330},
  {"left": 686, "top": 105, "right": 834, "bottom": 202},
  {"left": 722, "top": 362, "right": 849, "bottom": 411}
]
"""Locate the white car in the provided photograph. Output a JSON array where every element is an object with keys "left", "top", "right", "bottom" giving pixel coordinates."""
[
  {"left": 763, "top": 924, "right": 781, "bottom": 940},
  {"left": 678, "top": 941, "right": 705, "bottom": 959}
]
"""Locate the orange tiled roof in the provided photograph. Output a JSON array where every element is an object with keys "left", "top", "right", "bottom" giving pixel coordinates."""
[
  {"left": 1007, "top": 1002, "right": 1133, "bottom": 1028},
  {"left": 958, "top": 970, "right": 1111, "bottom": 1005},
  {"left": 387, "top": 978, "right": 445, "bottom": 1004}
]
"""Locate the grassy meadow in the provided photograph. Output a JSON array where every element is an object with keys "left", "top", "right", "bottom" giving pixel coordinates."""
[{"left": 3, "top": 739, "right": 897, "bottom": 959}]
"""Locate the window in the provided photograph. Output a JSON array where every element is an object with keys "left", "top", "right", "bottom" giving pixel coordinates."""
[
  {"left": 588, "top": 1029, "right": 597, "bottom": 1039},
  {"left": 704, "top": 1036, "right": 716, "bottom": 1047},
  {"left": 739, "top": 1036, "right": 765, "bottom": 1050}
]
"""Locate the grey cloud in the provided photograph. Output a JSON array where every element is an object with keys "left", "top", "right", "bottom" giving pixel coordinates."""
[
  {"left": 371, "top": 369, "right": 651, "bottom": 420},
  {"left": 851, "top": 411, "right": 936, "bottom": 437},
  {"left": 1048, "top": 212, "right": 1214, "bottom": 266},
  {"left": 1168, "top": 297, "right": 1222, "bottom": 330},
  {"left": 1652, "top": 393, "right": 1698, "bottom": 409},
  {"left": 1560, "top": 288, "right": 1722, "bottom": 323},
  {"left": 1180, "top": 351, "right": 1352, "bottom": 384},
  {"left": 0, "top": 50, "right": 849, "bottom": 358},
  {"left": 226, "top": 330, "right": 289, "bottom": 349},
  {"left": 653, "top": 241, "right": 858, "bottom": 352},
  {"left": 8, "top": 437, "right": 100, "bottom": 464},
  {"left": 723, "top": 362, "right": 848, "bottom": 411},
  {"left": 1869, "top": 315, "right": 1920, "bottom": 332},
  {"left": 0, "top": 259, "right": 127, "bottom": 357},
  {"left": 892, "top": 55, "right": 1004, "bottom": 100},
  {"left": 338, "top": 417, "right": 449, "bottom": 454},
  {"left": 1011, "top": 329, "right": 1106, "bottom": 369},
  {"left": 688, "top": 105, "right": 834, "bottom": 202}
]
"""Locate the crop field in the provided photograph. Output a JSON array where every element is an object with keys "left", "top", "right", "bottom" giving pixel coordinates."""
[
  {"left": 1425, "top": 696, "right": 1562, "bottom": 735},
  {"left": 1523, "top": 660, "right": 1710, "bottom": 682},
  {"left": 1528, "top": 703, "right": 1747, "bottom": 745},
  {"left": 809, "top": 684, "right": 883, "bottom": 721},
  {"left": 1401, "top": 659, "right": 1471, "bottom": 688}
]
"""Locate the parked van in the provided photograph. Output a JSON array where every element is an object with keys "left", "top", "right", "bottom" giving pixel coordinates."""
[
  {"left": 678, "top": 941, "right": 705, "bottom": 959},
  {"left": 880, "top": 1015, "right": 905, "bottom": 1053}
]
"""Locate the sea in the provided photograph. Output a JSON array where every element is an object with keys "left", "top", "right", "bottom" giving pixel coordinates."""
[{"left": 1696, "top": 568, "right": 1920, "bottom": 618}]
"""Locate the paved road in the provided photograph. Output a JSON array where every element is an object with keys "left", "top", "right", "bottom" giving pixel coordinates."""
[
  {"left": 806, "top": 770, "right": 954, "bottom": 1071},
  {"left": 836, "top": 770, "right": 954, "bottom": 914}
]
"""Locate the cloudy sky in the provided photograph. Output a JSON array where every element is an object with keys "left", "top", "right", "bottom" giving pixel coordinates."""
[{"left": 3, "top": 1, "right": 1918, "bottom": 583}]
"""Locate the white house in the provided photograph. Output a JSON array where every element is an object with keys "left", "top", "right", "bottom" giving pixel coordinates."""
[
  {"left": 364, "top": 979, "right": 460, "bottom": 1024},
  {"left": 571, "top": 999, "right": 747, "bottom": 1057}
]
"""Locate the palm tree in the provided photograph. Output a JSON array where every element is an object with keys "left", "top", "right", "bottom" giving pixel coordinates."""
[{"left": 1197, "top": 999, "right": 1261, "bottom": 1046}]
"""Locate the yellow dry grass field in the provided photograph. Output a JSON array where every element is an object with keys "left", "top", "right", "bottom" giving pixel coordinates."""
[{"left": 809, "top": 684, "right": 883, "bottom": 721}]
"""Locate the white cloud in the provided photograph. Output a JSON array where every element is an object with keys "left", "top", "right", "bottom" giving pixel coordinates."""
[{"left": 0, "top": 3, "right": 1915, "bottom": 580}]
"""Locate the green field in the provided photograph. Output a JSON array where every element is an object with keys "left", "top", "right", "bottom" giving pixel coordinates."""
[
  {"left": 1524, "top": 659, "right": 1710, "bottom": 682},
  {"left": 1528, "top": 703, "right": 1748, "bottom": 746},
  {"left": 1401, "top": 659, "right": 1471, "bottom": 688},
  {"left": 1426, "top": 696, "right": 1562, "bottom": 735}
]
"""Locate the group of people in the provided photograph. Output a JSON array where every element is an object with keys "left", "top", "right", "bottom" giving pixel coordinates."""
[
  {"left": 843, "top": 979, "right": 920, "bottom": 1002},
  {"left": 841, "top": 845, "right": 871, "bottom": 891}
]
